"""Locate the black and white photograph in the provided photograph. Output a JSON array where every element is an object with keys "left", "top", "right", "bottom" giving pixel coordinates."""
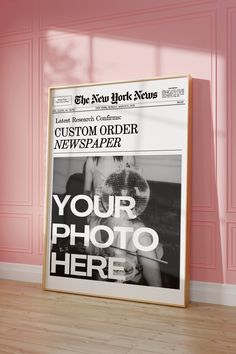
[{"left": 51, "top": 154, "right": 181, "bottom": 290}]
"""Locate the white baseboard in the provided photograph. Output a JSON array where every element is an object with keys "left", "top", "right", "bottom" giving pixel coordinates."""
[
  {"left": 1, "top": 262, "right": 236, "bottom": 306},
  {"left": 0, "top": 262, "right": 42, "bottom": 283},
  {"left": 190, "top": 280, "right": 236, "bottom": 306}
]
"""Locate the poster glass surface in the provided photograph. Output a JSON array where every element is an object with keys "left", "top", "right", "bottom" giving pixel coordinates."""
[{"left": 43, "top": 76, "right": 192, "bottom": 307}]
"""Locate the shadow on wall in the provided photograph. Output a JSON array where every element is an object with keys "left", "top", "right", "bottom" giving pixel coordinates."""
[{"left": 191, "top": 78, "right": 223, "bottom": 284}]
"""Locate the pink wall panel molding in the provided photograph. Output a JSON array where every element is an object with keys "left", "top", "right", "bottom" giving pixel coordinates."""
[{"left": 0, "top": 0, "right": 236, "bottom": 285}]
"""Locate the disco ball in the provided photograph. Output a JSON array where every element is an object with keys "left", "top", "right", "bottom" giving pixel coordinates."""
[{"left": 101, "top": 169, "right": 150, "bottom": 217}]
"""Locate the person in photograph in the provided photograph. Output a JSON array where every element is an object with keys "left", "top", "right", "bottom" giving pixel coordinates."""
[
  {"left": 83, "top": 155, "right": 135, "bottom": 253},
  {"left": 83, "top": 156, "right": 163, "bottom": 287}
]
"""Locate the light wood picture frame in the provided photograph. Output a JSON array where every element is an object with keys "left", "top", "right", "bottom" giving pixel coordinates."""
[{"left": 43, "top": 75, "right": 192, "bottom": 307}]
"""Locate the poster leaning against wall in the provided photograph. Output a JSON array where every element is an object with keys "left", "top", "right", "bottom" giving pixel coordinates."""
[{"left": 43, "top": 75, "right": 192, "bottom": 307}]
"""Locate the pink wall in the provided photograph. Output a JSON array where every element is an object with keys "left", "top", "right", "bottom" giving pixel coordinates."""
[{"left": 0, "top": 0, "right": 235, "bottom": 284}]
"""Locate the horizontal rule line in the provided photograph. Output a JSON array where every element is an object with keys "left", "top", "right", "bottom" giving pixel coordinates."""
[
  {"left": 54, "top": 149, "right": 182, "bottom": 155},
  {"left": 52, "top": 103, "right": 186, "bottom": 114}
]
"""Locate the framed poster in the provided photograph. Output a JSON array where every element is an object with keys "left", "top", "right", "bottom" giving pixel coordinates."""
[{"left": 43, "top": 75, "right": 192, "bottom": 307}]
